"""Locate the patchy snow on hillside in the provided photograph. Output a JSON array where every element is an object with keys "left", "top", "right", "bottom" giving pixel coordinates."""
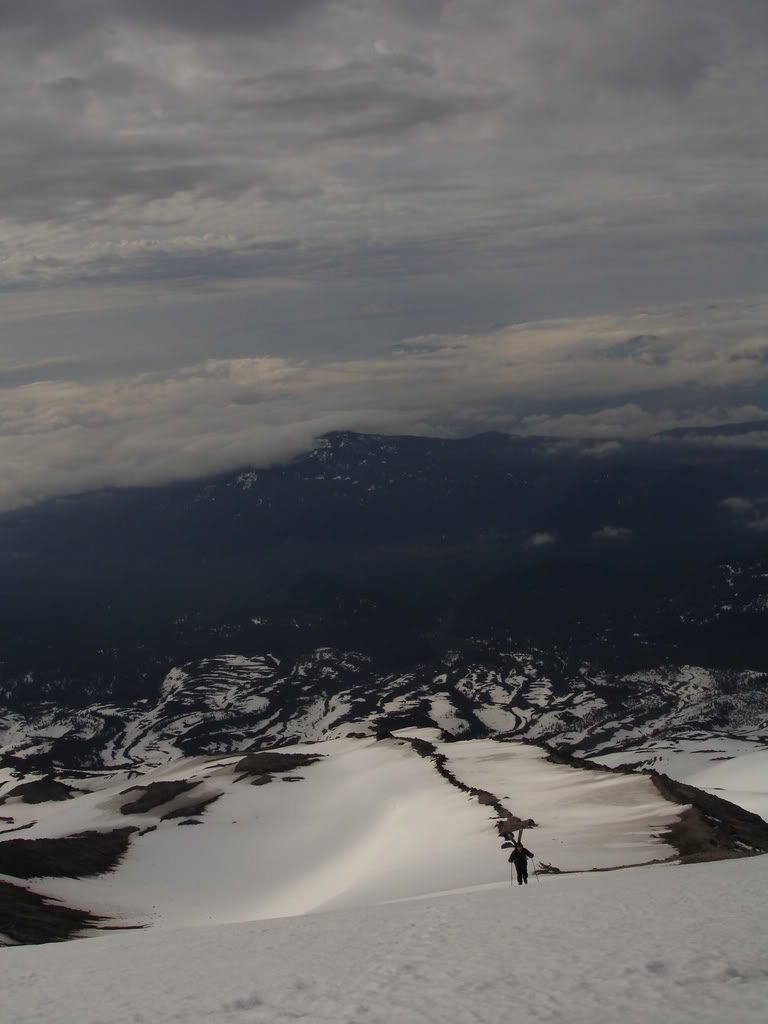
[{"left": 2, "top": 858, "right": 767, "bottom": 1024}]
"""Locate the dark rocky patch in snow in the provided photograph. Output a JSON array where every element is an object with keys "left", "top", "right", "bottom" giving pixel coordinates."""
[
  {"left": 0, "top": 821, "right": 35, "bottom": 836},
  {"left": 0, "top": 879, "right": 100, "bottom": 945},
  {"left": 161, "top": 792, "right": 222, "bottom": 820},
  {"left": 0, "top": 778, "right": 76, "bottom": 805},
  {"left": 234, "top": 751, "right": 323, "bottom": 783},
  {"left": 544, "top": 745, "right": 615, "bottom": 772},
  {"left": 651, "top": 774, "right": 768, "bottom": 861},
  {"left": 0, "top": 828, "right": 137, "bottom": 880},
  {"left": 120, "top": 779, "right": 202, "bottom": 815}
]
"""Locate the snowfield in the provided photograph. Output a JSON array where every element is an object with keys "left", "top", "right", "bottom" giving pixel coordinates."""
[
  {"left": 2, "top": 734, "right": 766, "bottom": 1023},
  {"left": 595, "top": 735, "right": 768, "bottom": 821},
  {"left": 2, "top": 858, "right": 767, "bottom": 1024},
  {"left": 431, "top": 736, "right": 678, "bottom": 870},
  {"left": 2, "top": 736, "right": 680, "bottom": 929},
  {"left": 685, "top": 749, "right": 768, "bottom": 823}
]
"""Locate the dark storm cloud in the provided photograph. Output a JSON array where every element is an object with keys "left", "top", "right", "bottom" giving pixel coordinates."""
[
  {"left": 0, "top": 0, "right": 333, "bottom": 37},
  {"left": 229, "top": 50, "right": 502, "bottom": 146},
  {"left": 231, "top": 80, "right": 506, "bottom": 142},
  {"left": 115, "top": 0, "right": 331, "bottom": 34},
  {"left": 0, "top": 0, "right": 93, "bottom": 38},
  {"left": 1, "top": 1, "right": 768, "bottom": 509},
  {"left": 2, "top": 231, "right": 491, "bottom": 291}
]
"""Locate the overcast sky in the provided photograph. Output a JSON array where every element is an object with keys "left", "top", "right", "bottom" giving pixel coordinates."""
[{"left": 1, "top": 1, "right": 767, "bottom": 509}]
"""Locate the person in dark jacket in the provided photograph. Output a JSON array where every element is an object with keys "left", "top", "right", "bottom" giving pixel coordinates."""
[{"left": 509, "top": 841, "right": 534, "bottom": 885}]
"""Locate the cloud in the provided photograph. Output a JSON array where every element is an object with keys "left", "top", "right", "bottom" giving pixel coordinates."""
[
  {"left": 592, "top": 526, "right": 633, "bottom": 542},
  {"left": 677, "top": 431, "right": 768, "bottom": 451},
  {"left": 580, "top": 441, "right": 624, "bottom": 458},
  {"left": 0, "top": 0, "right": 332, "bottom": 38},
  {"left": 0, "top": 0, "right": 765, "bottom": 305},
  {"left": 1, "top": 297, "right": 768, "bottom": 512},
  {"left": 0, "top": 4, "right": 767, "bottom": 510},
  {"left": 720, "top": 496, "right": 758, "bottom": 515},
  {"left": 115, "top": 0, "right": 330, "bottom": 34},
  {"left": 230, "top": 72, "right": 506, "bottom": 143},
  {"left": 525, "top": 532, "right": 556, "bottom": 548},
  {"left": 599, "top": 336, "right": 669, "bottom": 366},
  {"left": 719, "top": 495, "right": 768, "bottom": 532}
]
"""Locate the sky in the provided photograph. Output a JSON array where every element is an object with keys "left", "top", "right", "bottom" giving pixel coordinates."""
[{"left": 1, "top": 1, "right": 767, "bottom": 510}]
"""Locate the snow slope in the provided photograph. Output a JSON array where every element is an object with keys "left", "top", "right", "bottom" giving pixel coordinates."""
[
  {"left": 4, "top": 736, "right": 679, "bottom": 931},
  {"left": 7, "top": 738, "right": 499, "bottom": 929},
  {"left": 2, "top": 858, "right": 767, "bottom": 1024},
  {"left": 432, "top": 736, "right": 679, "bottom": 870},
  {"left": 685, "top": 750, "right": 768, "bottom": 823},
  {"left": 595, "top": 735, "right": 768, "bottom": 822}
]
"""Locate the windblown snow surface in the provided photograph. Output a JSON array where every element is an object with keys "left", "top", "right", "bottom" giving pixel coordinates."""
[
  {"left": 595, "top": 736, "right": 768, "bottom": 821},
  {"left": 1, "top": 735, "right": 767, "bottom": 1023},
  {"left": 1, "top": 735, "right": 678, "bottom": 928},
  {"left": 2, "top": 860, "right": 767, "bottom": 1024}
]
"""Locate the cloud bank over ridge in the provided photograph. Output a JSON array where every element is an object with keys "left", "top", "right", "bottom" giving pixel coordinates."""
[{"left": 2, "top": 298, "right": 768, "bottom": 512}]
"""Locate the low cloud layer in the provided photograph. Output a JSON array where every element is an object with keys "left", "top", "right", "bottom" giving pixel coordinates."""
[
  {"left": 720, "top": 496, "right": 768, "bottom": 533},
  {"left": 2, "top": 298, "right": 768, "bottom": 512},
  {"left": 593, "top": 526, "right": 633, "bottom": 543},
  {"left": 525, "top": 532, "right": 557, "bottom": 549}
]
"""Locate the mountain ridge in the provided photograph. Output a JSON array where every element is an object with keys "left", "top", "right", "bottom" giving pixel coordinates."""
[{"left": 1, "top": 428, "right": 767, "bottom": 780}]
